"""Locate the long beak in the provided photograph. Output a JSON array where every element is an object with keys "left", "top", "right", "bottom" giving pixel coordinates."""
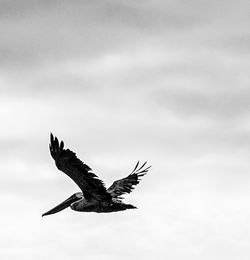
[{"left": 42, "top": 194, "right": 80, "bottom": 217}]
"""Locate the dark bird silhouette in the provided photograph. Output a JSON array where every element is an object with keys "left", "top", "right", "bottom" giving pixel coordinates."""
[{"left": 42, "top": 134, "right": 151, "bottom": 216}]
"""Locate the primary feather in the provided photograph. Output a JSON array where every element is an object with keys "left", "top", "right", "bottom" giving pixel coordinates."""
[
  {"left": 107, "top": 161, "right": 151, "bottom": 199},
  {"left": 49, "top": 133, "right": 111, "bottom": 201}
]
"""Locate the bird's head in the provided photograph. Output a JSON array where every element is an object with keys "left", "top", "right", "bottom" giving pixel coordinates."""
[{"left": 42, "top": 192, "right": 83, "bottom": 217}]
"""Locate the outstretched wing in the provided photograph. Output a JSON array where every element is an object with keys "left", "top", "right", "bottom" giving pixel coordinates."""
[
  {"left": 107, "top": 161, "right": 150, "bottom": 199},
  {"left": 49, "top": 133, "right": 111, "bottom": 201}
]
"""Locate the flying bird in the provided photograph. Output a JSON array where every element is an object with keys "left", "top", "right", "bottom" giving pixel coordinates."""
[{"left": 42, "top": 134, "right": 151, "bottom": 216}]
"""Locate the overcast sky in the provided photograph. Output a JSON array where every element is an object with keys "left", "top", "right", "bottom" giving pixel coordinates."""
[{"left": 1, "top": 1, "right": 250, "bottom": 259}]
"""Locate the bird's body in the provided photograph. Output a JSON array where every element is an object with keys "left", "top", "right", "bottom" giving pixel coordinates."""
[
  {"left": 70, "top": 196, "right": 136, "bottom": 213},
  {"left": 42, "top": 134, "right": 150, "bottom": 217}
]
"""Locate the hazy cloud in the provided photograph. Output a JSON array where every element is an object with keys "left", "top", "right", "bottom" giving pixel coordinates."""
[{"left": 1, "top": 1, "right": 250, "bottom": 260}]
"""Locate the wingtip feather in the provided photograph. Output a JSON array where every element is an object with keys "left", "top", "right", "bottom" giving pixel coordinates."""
[
  {"left": 135, "top": 161, "right": 147, "bottom": 172},
  {"left": 59, "top": 141, "right": 64, "bottom": 150},
  {"left": 131, "top": 161, "right": 140, "bottom": 174}
]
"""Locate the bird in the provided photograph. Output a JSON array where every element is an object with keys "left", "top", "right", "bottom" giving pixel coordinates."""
[{"left": 42, "top": 134, "right": 151, "bottom": 216}]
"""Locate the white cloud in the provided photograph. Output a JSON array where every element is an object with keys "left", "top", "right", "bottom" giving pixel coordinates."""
[{"left": 1, "top": 1, "right": 250, "bottom": 259}]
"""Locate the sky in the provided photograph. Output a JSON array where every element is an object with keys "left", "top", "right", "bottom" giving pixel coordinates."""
[{"left": 1, "top": 0, "right": 250, "bottom": 259}]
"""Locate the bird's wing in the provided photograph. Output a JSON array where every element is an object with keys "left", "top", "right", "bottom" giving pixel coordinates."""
[
  {"left": 107, "top": 161, "right": 150, "bottom": 199},
  {"left": 49, "top": 134, "right": 111, "bottom": 201}
]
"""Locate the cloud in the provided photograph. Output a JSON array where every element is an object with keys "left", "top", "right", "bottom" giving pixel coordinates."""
[
  {"left": 153, "top": 87, "right": 250, "bottom": 119},
  {"left": 0, "top": 0, "right": 237, "bottom": 69},
  {"left": 0, "top": 1, "right": 250, "bottom": 260}
]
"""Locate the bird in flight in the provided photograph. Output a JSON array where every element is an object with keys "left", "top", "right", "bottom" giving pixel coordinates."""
[{"left": 42, "top": 134, "right": 151, "bottom": 216}]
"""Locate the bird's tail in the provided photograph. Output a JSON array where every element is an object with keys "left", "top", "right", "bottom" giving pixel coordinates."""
[{"left": 124, "top": 203, "right": 137, "bottom": 210}]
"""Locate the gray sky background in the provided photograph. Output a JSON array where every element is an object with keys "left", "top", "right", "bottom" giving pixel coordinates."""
[{"left": 1, "top": 1, "right": 250, "bottom": 259}]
